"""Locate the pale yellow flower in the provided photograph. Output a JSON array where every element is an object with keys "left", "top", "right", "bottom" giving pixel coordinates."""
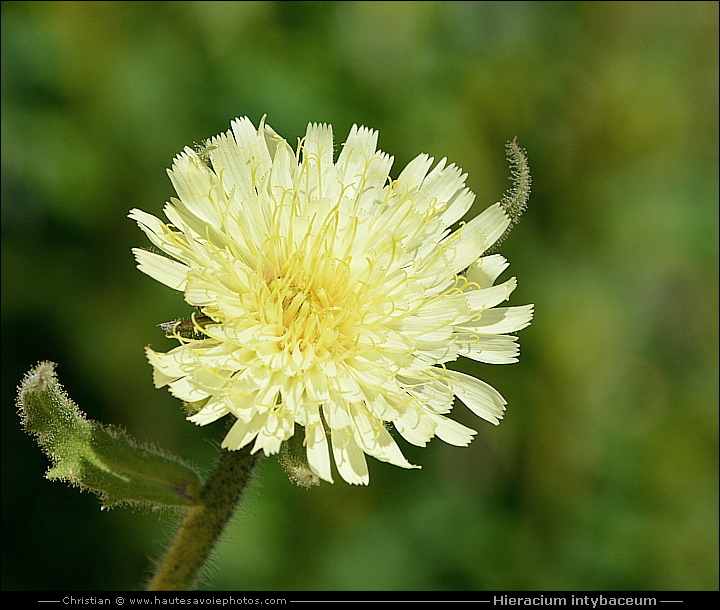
[{"left": 129, "top": 117, "right": 532, "bottom": 485}]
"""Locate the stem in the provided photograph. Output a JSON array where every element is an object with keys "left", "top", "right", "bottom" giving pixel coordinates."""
[{"left": 147, "top": 445, "right": 260, "bottom": 591}]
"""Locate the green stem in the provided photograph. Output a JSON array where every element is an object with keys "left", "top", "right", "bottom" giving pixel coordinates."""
[{"left": 147, "top": 446, "right": 260, "bottom": 591}]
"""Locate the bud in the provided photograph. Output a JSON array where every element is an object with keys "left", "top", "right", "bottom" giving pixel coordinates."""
[
  {"left": 486, "top": 138, "right": 531, "bottom": 253},
  {"left": 279, "top": 426, "right": 322, "bottom": 488}
]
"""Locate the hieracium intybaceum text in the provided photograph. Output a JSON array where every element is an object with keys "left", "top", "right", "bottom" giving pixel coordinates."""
[{"left": 130, "top": 117, "right": 532, "bottom": 485}]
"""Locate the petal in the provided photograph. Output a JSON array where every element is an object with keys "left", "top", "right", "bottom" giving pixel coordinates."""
[
  {"left": 437, "top": 186, "right": 475, "bottom": 228},
  {"left": 331, "top": 427, "right": 369, "bottom": 485},
  {"left": 351, "top": 408, "right": 418, "bottom": 469},
  {"left": 465, "top": 254, "right": 509, "bottom": 288},
  {"left": 146, "top": 345, "right": 194, "bottom": 384},
  {"left": 266, "top": 133, "right": 295, "bottom": 193},
  {"left": 222, "top": 412, "right": 267, "bottom": 451},
  {"left": 300, "top": 122, "right": 336, "bottom": 200},
  {"left": 464, "top": 277, "right": 517, "bottom": 311},
  {"left": 458, "top": 304, "right": 534, "bottom": 334},
  {"left": 419, "top": 159, "right": 475, "bottom": 223},
  {"left": 393, "top": 408, "right": 438, "bottom": 447},
  {"left": 336, "top": 125, "right": 392, "bottom": 208},
  {"left": 132, "top": 248, "right": 189, "bottom": 291},
  {"left": 457, "top": 333, "right": 521, "bottom": 364},
  {"left": 428, "top": 411, "right": 476, "bottom": 446},
  {"left": 167, "top": 148, "right": 225, "bottom": 230},
  {"left": 304, "top": 417, "right": 334, "bottom": 483},
  {"left": 445, "top": 369, "right": 507, "bottom": 425},
  {"left": 444, "top": 203, "right": 510, "bottom": 273},
  {"left": 188, "top": 398, "right": 231, "bottom": 426},
  {"left": 129, "top": 208, "right": 187, "bottom": 261},
  {"left": 403, "top": 377, "right": 455, "bottom": 414},
  {"left": 167, "top": 375, "right": 211, "bottom": 403},
  {"left": 205, "top": 130, "right": 255, "bottom": 201},
  {"left": 230, "top": 116, "right": 273, "bottom": 177},
  {"left": 395, "top": 153, "right": 434, "bottom": 189},
  {"left": 253, "top": 410, "right": 295, "bottom": 455}
]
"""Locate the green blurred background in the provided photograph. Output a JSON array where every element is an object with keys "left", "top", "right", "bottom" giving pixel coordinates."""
[{"left": 2, "top": 0, "right": 717, "bottom": 592}]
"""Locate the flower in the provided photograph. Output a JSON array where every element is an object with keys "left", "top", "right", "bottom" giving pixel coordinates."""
[{"left": 129, "top": 117, "right": 532, "bottom": 485}]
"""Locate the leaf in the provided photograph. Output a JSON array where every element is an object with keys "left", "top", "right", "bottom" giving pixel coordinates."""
[{"left": 17, "top": 361, "right": 203, "bottom": 509}]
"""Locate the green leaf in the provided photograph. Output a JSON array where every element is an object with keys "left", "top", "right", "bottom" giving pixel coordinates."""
[{"left": 17, "top": 361, "right": 203, "bottom": 509}]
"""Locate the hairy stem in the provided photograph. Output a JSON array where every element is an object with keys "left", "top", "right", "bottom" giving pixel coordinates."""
[
  {"left": 147, "top": 446, "right": 260, "bottom": 591},
  {"left": 486, "top": 138, "right": 531, "bottom": 254}
]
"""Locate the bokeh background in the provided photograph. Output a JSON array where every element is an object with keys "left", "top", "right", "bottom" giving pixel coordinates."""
[{"left": 2, "top": 1, "right": 717, "bottom": 592}]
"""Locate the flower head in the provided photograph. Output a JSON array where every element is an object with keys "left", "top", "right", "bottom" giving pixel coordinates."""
[{"left": 130, "top": 117, "right": 532, "bottom": 485}]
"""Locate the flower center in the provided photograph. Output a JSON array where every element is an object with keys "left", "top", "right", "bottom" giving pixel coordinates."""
[{"left": 266, "top": 275, "right": 360, "bottom": 358}]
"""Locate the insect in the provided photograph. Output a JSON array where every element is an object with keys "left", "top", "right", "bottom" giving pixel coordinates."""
[
  {"left": 158, "top": 312, "right": 213, "bottom": 341},
  {"left": 194, "top": 140, "right": 218, "bottom": 168}
]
